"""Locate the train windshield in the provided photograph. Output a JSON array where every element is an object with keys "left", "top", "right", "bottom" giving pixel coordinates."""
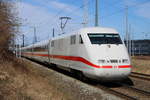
[{"left": 88, "top": 34, "right": 122, "bottom": 44}]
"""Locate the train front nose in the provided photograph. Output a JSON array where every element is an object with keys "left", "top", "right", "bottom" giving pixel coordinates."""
[
  {"left": 94, "top": 52, "right": 131, "bottom": 81},
  {"left": 94, "top": 66, "right": 131, "bottom": 81}
]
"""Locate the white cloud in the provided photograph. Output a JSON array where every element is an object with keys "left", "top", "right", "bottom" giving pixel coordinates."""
[
  {"left": 21, "top": 0, "right": 82, "bottom": 17},
  {"left": 16, "top": 1, "right": 83, "bottom": 44},
  {"left": 17, "top": 2, "right": 54, "bottom": 25},
  {"left": 49, "top": 1, "right": 82, "bottom": 16},
  {"left": 123, "top": 0, "right": 139, "bottom": 6},
  {"left": 17, "top": 2, "right": 58, "bottom": 44}
]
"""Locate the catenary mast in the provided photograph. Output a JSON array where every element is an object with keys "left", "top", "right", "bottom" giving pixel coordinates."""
[
  {"left": 95, "top": 0, "right": 99, "bottom": 26},
  {"left": 83, "top": 0, "right": 89, "bottom": 27}
]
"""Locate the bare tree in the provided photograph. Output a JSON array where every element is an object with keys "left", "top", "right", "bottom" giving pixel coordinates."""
[{"left": 0, "top": 0, "right": 18, "bottom": 59}]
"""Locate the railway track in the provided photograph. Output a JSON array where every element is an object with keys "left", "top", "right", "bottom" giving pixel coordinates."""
[
  {"left": 96, "top": 82, "right": 150, "bottom": 100},
  {"left": 96, "top": 84, "right": 137, "bottom": 100},
  {"left": 130, "top": 72, "right": 150, "bottom": 81}
]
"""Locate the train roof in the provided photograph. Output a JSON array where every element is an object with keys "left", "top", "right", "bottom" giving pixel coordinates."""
[
  {"left": 79, "top": 27, "right": 118, "bottom": 34},
  {"left": 21, "top": 40, "right": 49, "bottom": 50},
  {"left": 51, "top": 27, "right": 118, "bottom": 40},
  {"left": 33, "top": 40, "right": 49, "bottom": 47},
  {"left": 22, "top": 27, "right": 119, "bottom": 49}
]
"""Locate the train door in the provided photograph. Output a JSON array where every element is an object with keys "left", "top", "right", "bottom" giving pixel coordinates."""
[
  {"left": 48, "top": 40, "right": 52, "bottom": 63},
  {"left": 49, "top": 40, "right": 55, "bottom": 64}
]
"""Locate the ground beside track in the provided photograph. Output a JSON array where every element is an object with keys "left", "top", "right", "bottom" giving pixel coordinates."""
[
  {"left": 0, "top": 58, "right": 123, "bottom": 100},
  {"left": 132, "top": 56, "right": 150, "bottom": 74}
]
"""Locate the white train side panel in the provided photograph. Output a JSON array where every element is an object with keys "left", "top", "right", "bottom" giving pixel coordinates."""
[{"left": 21, "top": 27, "right": 132, "bottom": 81}]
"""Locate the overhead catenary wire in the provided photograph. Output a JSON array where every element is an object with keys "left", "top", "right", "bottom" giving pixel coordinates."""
[
  {"left": 38, "top": 0, "right": 93, "bottom": 38},
  {"left": 41, "top": 0, "right": 90, "bottom": 27},
  {"left": 23, "top": 0, "right": 150, "bottom": 29},
  {"left": 41, "top": 0, "right": 150, "bottom": 40},
  {"left": 25, "top": 0, "right": 122, "bottom": 37},
  {"left": 88, "top": 0, "right": 150, "bottom": 29},
  {"left": 21, "top": 0, "right": 150, "bottom": 43},
  {"left": 19, "top": 0, "right": 83, "bottom": 39},
  {"left": 88, "top": 0, "right": 150, "bottom": 22},
  {"left": 22, "top": 1, "right": 84, "bottom": 39},
  {"left": 43, "top": 0, "right": 93, "bottom": 26}
]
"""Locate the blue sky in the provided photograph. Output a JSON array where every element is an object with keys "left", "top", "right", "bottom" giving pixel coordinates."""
[{"left": 15, "top": 0, "right": 150, "bottom": 45}]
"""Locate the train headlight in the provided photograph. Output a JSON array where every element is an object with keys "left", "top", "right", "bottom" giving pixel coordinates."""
[
  {"left": 122, "top": 59, "right": 129, "bottom": 63},
  {"left": 98, "top": 60, "right": 106, "bottom": 64}
]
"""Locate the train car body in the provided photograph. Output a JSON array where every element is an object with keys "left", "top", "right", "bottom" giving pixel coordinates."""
[{"left": 21, "top": 27, "right": 131, "bottom": 81}]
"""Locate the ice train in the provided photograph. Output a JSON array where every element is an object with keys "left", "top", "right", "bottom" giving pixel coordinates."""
[{"left": 21, "top": 27, "right": 132, "bottom": 81}]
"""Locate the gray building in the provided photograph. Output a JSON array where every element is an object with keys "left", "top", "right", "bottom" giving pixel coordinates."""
[{"left": 125, "top": 40, "right": 150, "bottom": 55}]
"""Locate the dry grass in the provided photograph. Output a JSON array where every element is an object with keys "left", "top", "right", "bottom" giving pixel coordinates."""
[
  {"left": 0, "top": 58, "right": 69, "bottom": 100},
  {"left": 131, "top": 56, "right": 150, "bottom": 74}
]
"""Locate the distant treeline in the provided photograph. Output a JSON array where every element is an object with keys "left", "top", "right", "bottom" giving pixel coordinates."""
[{"left": 0, "top": 0, "right": 18, "bottom": 58}]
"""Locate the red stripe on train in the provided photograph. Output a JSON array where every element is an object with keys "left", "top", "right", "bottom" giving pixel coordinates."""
[{"left": 22, "top": 53, "right": 131, "bottom": 69}]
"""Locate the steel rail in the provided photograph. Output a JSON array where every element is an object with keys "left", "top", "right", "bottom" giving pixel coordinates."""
[
  {"left": 130, "top": 72, "right": 150, "bottom": 81},
  {"left": 96, "top": 85, "right": 137, "bottom": 100}
]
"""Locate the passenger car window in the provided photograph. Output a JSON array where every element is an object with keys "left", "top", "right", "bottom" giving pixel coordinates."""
[
  {"left": 79, "top": 35, "right": 83, "bottom": 44},
  {"left": 70, "top": 35, "right": 76, "bottom": 45},
  {"left": 51, "top": 41, "right": 54, "bottom": 47}
]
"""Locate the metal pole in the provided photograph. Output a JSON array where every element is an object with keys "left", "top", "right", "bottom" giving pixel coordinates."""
[
  {"left": 19, "top": 44, "right": 21, "bottom": 58},
  {"left": 83, "top": 0, "right": 88, "bottom": 27},
  {"left": 59, "top": 17, "right": 71, "bottom": 34},
  {"left": 129, "top": 24, "right": 131, "bottom": 56},
  {"left": 22, "top": 34, "right": 25, "bottom": 47},
  {"left": 95, "top": 0, "right": 99, "bottom": 27},
  {"left": 34, "top": 27, "right": 37, "bottom": 43},
  {"left": 139, "top": 45, "right": 141, "bottom": 55},
  {"left": 132, "top": 30, "right": 134, "bottom": 56},
  {"left": 15, "top": 45, "right": 17, "bottom": 57},
  {"left": 13, "top": 37, "right": 15, "bottom": 54},
  {"left": 53, "top": 28, "right": 55, "bottom": 38},
  {"left": 125, "top": 6, "right": 129, "bottom": 52}
]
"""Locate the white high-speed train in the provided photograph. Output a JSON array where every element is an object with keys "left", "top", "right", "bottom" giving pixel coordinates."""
[{"left": 21, "top": 27, "right": 132, "bottom": 81}]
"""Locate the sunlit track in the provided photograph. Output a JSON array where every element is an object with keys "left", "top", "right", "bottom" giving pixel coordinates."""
[
  {"left": 108, "top": 85, "right": 150, "bottom": 100},
  {"left": 96, "top": 81, "right": 150, "bottom": 100},
  {"left": 126, "top": 86, "right": 150, "bottom": 96},
  {"left": 24, "top": 57, "right": 150, "bottom": 100},
  {"left": 130, "top": 72, "right": 150, "bottom": 81},
  {"left": 96, "top": 85, "right": 137, "bottom": 100}
]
